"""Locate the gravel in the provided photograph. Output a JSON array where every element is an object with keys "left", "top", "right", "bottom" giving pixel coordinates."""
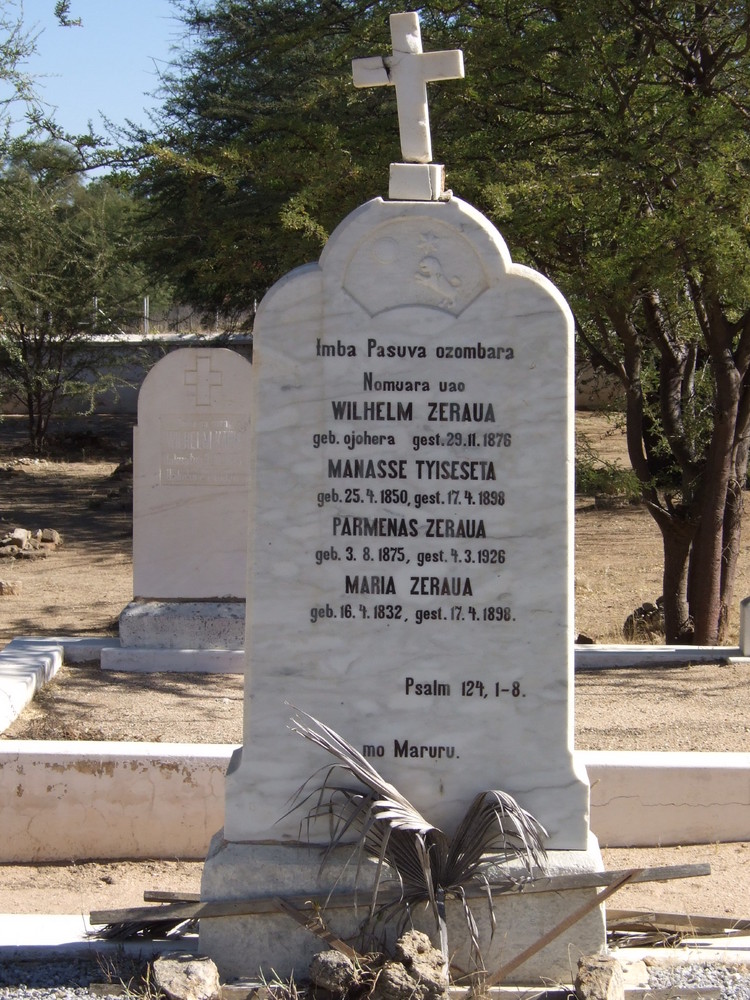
[
  {"left": 0, "top": 959, "right": 134, "bottom": 999},
  {"left": 647, "top": 961, "right": 750, "bottom": 999}
]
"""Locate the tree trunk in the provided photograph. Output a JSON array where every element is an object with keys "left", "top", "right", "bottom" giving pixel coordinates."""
[
  {"left": 717, "top": 477, "right": 743, "bottom": 643},
  {"left": 688, "top": 359, "right": 740, "bottom": 644},
  {"left": 648, "top": 507, "right": 695, "bottom": 642}
]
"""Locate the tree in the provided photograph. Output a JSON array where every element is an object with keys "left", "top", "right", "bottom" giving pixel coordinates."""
[
  {"left": 0, "top": 140, "right": 167, "bottom": 451},
  {"left": 453, "top": 2, "right": 750, "bottom": 645},
  {"left": 132, "top": 0, "right": 418, "bottom": 319},
  {"left": 0, "top": 1, "right": 41, "bottom": 146},
  {"left": 53, "top": 2, "right": 82, "bottom": 27},
  {"left": 137, "top": 0, "right": 750, "bottom": 644}
]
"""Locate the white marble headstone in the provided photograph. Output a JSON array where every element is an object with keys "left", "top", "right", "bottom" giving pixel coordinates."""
[
  {"left": 132, "top": 348, "right": 252, "bottom": 601},
  {"left": 225, "top": 196, "right": 588, "bottom": 850}
]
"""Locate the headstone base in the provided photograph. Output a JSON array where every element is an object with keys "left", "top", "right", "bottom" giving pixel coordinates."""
[
  {"left": 100, "top": 601, "right": 246, "bottom": 673},
  {"left": 119, "top": 600, "right": 245, "bottom": 648},
  {"left": 199, "top": 830, "right": 606, "bottom": 986}
]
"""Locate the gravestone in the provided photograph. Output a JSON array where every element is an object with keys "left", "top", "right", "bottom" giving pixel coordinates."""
[
  {"left": 201, "top": 12, "right": 604, "bottom": 982},
  {"left": 101, "top": 348, "right": 252, "bottom": 673}
]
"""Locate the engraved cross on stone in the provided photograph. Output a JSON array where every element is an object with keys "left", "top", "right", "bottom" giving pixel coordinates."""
[
  {"left": 352, "top": 12, "right": 464, "bottom": 164},
  {"left": 185, "top": 356, "right": 222, "bottom": 406}
]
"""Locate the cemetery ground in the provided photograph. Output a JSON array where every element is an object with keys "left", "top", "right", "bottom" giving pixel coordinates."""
[{"left": 0, "top": 414, "right": 748, "bottom": 929}]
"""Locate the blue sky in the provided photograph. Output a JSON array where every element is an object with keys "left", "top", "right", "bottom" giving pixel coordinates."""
[{"left": 19, "top": 0, "right": 185, "bottom": 137}]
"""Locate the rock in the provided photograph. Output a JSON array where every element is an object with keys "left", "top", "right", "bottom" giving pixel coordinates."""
[
  {"left": 372, "top": 961, "right": 429, "bottom": 1000},
  {"left": 152, "top": 953, "right": 221, "bottom": 1000},
  {"left": 576, "top": 633, "right": 596, "bottom": 644},
  {"left": 0, "top": 580, "right": 20, "bottom": 595},
  {"left": 309, "top": 950, "right": 360, "bottom": 994},
  {"left": 574, "top": 955, "right": 624, "bottom": 1000},
  {"left": 110, "top": 458, "right": 133, "bottom": 481},
  {"left": 393, "top": 930, "right": 448, "bottom": 999},
  {"left": 0, "top": 525, "right": 61, "bottom": 555},
  {"left": 4, "top": 528, "right": 30, "bottom": 548},
  {"left": 623, "top": 596, "right": 664, "bottom": 641}
]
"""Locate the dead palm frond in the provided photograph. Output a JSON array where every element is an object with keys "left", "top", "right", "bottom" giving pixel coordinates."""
[{"left": 288, "top": 709, "right": 548, "bottom": 973}]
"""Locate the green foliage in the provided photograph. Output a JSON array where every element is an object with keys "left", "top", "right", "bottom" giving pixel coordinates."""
[
  {"left": 0, "top": 2, "right": 40, "bottom": 147},
  {"left": 135, "top": 1, "right": 750, "bottom": 642},
  {"left": 0, "top": 140, "right": 171, "bottom": 450},
  {"left": 133, "top": 0, "right": 445, "bottom": 316},
  {"left": 575, "top": 435, "right": 641, "bottom": 501},
  {"left": 54, "top": 2, "right": 82, "bottom": 27}
]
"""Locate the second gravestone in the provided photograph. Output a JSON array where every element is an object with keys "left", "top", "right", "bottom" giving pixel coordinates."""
[
  {"left": 202, "top": 13, "right": 603, "bottom": 983},
  {"left": 102, "top": 348, "right": 252, "bottom": 672}
]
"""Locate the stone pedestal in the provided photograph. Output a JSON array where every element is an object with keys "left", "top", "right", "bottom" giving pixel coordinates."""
[
  {"left": 100, "top": 600, "right": 245, "bottom": 672},
  {"left": 200, "top": 831, "right": 606, "bottom": 985}
]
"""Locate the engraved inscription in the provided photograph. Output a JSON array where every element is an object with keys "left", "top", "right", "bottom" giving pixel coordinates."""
[{"left": 160, "top": 416, "right": 247, "bottom": 486}]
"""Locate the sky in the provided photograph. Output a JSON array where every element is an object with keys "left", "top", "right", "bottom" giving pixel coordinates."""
[{"left": 18, "top": 0, "right": 186, "bottom": 138}]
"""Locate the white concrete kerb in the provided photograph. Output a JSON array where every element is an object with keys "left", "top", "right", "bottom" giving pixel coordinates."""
[{"left": 0, "top": 638, "right": 64, "bottom": 733}]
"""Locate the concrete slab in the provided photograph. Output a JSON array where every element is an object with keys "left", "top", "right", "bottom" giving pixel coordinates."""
[
  {"left": 0, "top": 913, "right": 197, "bottom": 960},
  {"left": 0, "top": 638, "right": 63, "bottom": 733},
  {"left": 575, "top": 644, "right": 749, "bottom": 668},
  {"left": 56, "top": 637, "right": 115, "bottom": 663},
  {"left": 581, "top": 750, "right": 750, "bottom": 847},
  {"left": 0, "top": 741, "right": 234, "bottom": 862},
  {"left": 100, "top": 647, "right": 244, "bottom": 673},
  {"left": 200, "top": 832, "right": 606, "bottom": 985}
]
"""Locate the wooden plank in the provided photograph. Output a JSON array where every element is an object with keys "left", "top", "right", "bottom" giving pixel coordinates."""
[
  {"left": 90, "top": 862, "right": 710, "bottom": 927},
  {"left": 484, "top": 869, "right": 641, "bottom": 987},
  {"left": 274, "top": 896, "right": 362, "bottom": 960},
  {"left": 144, "top": 890, "right": 201, "bottom": 903},
  {"left": 608, "top": 908, "right": 750, "bottom": 934}
]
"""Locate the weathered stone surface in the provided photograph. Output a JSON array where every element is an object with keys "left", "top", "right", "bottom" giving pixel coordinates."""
[
  {"left": 225, "top": 193, "right": 590, "bottom": 851},
  {"left": 308, "top": 950, "right": 360, "bottom": 994},
  {"left": 623, "top": 597, "right": 665, "bottom": 641},
  {"left": 152, "top": 953, "right": 221, "bottom": 1000},
  {"left": 393, "top": 930, "right": 448, "bottom": 999},
  {"left": 372, "top": 961, "right": 429, "bottom": 1000},
  {"left": 132, "top": 348, "right": 252, "bottom": 601},
  {"left": 574, "top": 955, "right": 624, "bottom": 1000}
]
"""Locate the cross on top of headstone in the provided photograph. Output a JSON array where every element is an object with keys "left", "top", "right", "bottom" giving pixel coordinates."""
[
  {"left": 185, "top": 355, "right": 223, "bottom": 406},
  {"left": 352, "top": 12, "right": 464, "bottom": 165}
]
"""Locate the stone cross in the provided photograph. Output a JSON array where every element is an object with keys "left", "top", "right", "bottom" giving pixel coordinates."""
[
  {"left": 352, "top": 12, "right": 464, "bottom": 164},
  {"left": 185, "top": 355, "right": 223, "bottom": 406}
]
